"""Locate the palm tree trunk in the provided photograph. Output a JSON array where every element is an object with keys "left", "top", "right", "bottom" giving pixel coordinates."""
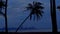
[
  {"left": 16, "top": 14, "right": 31, "bottom": 32},
  {"left": 50, "top": 0, "right": 58, "bottom": 33},
  {"left": 52, "top": 0, "right": 57, "bottom": 32},
  {"left": 5, "top": 0, "right": 8, "bottom": 33}
]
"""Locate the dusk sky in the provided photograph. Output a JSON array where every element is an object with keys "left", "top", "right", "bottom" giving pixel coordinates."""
[{"left": 0, "top": 0, "right": 60, "bottom": 32}]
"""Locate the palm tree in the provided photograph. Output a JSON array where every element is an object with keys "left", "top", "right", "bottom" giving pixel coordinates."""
[
  {"left": 50, "top": 0, "right": 58, "bottom": 32},
  {"left": 0, "top": 0, "right": 8, "bottom": 33},
  {"left": 5, "top": 0, "right": 8, "bottom": 33},
  {"left": 16, "top": 1, "right": 44, "bottom": 32}
]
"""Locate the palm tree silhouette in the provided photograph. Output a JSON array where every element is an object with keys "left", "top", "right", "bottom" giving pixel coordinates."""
[
  {"left": 0, "top": 0, "right": 8, "bottom": 33},
  {"left": 16, "top": 1, "right": 44, "bottom": 32},
  {"left": 50, "top": 0, "right": 58, "bottom": 32}
]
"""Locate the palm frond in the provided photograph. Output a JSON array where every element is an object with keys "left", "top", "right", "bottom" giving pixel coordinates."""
[
  {"left": 37, "top": 10, "right": 43, "bottom": 16},
  {"left": 16, "top": 1, "right": 44, "bottom": 32},
  {"left": 26, "top": 3, "right": 33, "bottom": 10},
  {"left": 26, "top": 1, "right": 44, "bottom": 20},
  {"left": 30, "top": 13, "right": 32, "bottom": 20},
  {"left": 0, "top": 1, "right": 6, "bottom": 9},
  {"left": 36, "top": 14, "right": 40, "bottom": 20},
  {"left": 57, "top": 6, "right": 60, "bottom": 9}
]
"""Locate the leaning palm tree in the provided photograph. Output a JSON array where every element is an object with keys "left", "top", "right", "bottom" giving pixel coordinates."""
[
  {"left": 50, "top": 0, "right": 58, "bottom": 32},
  {"left": 0, "top": 0, "right": 8, "bottom": 33},
  {"left": 16, "top": 1, "right": 44, "bottom": 32}
]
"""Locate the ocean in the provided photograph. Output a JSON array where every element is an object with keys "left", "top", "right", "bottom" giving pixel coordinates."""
[{"left": 0, "top": 28, "right": 52, "bottom": 32}]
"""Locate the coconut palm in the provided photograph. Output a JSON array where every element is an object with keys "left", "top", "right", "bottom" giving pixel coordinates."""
[
  {"left": 16, "top": 1, "right": 44, "bottom": 32},
  {"left": 50, "top": 0, "right": 58, "bottom": 32},
  {"left": 26, "top": 1, "right": 44, "bottom": 20},
  {"left": 0, "top": 0, "right": 8, "bottom": 33}
]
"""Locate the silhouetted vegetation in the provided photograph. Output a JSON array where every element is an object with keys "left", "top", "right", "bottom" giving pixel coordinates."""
[
  {"left": 0, "top": 0, "right": 8, "bottom": 34},
  {"left": 26, "top": 1, "right": 44, "bottom": 20},
  {"left": 0, "top": 0, "right": 59, "bottom": 33},
  {"left": 16, "top": 1, "right": 44, "bottom": 32},
  {"left": 0, "top": 0, "right": 5, "bottom": 16},
  {"left": 57, "top": 5, "right": 60, "bottom": 10},
  {"left": 16, "top": 0, "right": 58, "bottom": 33},
  {"left": 50, "top": 0, "right": 58, "bottom": 33}
]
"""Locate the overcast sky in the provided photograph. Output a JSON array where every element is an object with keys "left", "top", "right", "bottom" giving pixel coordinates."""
[{"left": 0, "top": 0, "right": 60, "bottom": 32}]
